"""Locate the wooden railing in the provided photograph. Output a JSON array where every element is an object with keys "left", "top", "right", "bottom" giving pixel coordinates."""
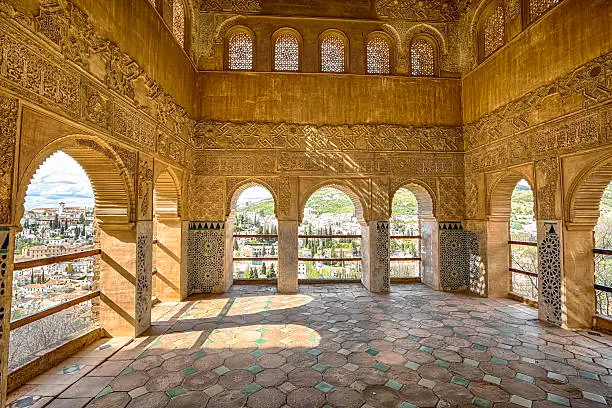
[
  {"left": 14, "top": 248, "right": 100, "bottom": 271},
  {"left": 11, "top": 249, "right": 101, "bottom": 331},
  {"left": 10, "top": 291, "right": 100, "bottom": 330}
]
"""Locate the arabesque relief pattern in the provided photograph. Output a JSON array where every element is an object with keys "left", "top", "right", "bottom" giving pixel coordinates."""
[
  {"left": 464, "top": 52, "right": 611, "bottom": 158},
  {"left": 539, "top": 222, "right": 562, "bottom": 325},
  {"left": 0, "top": 1, "right": 193, "bottom": 169},
  {"left": 187, "top": 222, "right": 225, "bottom": 294},
  {"left": 0, "top": 96, "right": 18, "bottom": 226},
  {"left": 194, "top": 121, "right": 463, "bottom": 152}
]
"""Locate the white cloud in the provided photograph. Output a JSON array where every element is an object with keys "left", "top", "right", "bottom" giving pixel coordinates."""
[
  {"left": 24, "top": 151, "right": 94, "bottom": 210},
  {"left": 236, "top": 186, "right": 272, "bottom": 204}
]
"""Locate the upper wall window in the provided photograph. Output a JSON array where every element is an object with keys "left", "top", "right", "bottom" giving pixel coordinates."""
[
  {"left": 228, "top": 31, "right": 254, "bottom": 70},
  {"left": 484, "top": 5, "right": 505, "bottom": 57},
  {"left": 477, "top": 2, "right": 506, "bottom": 61},
  {"left": 410, "top": 38, "right": 435, "bottom": 76},
  {"left": 529, "top": 0, "right": 560, "bottom": 22},
  {"left": 274, "top": 31, "right": 300, "bottom": 72},
  {"left": 366, "top": 35, "right": 391, "bottom": 75},
  {"left": 320, "top": 32, "right": 347, "bottom": 73},
  {"left": 172, "top": 0, "right": 186, "bottom": 48}
]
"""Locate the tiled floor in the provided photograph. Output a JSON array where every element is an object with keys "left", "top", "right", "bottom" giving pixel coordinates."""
[{"left": 7, "top": 284, "right": 612, "bottom": 407}]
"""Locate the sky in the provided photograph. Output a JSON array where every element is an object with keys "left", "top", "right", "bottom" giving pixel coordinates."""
[
  {"left": 236, "top": 186, "right": 272, "bottom": 204},
  {"left": 24, "top": 151, "right": 95, "bottom": 210}
]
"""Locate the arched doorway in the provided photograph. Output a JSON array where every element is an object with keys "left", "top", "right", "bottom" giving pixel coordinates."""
[
  {"left": 229, "top": 185, "right": 278, "bottom": 283},
  {"left": 9, "top": 151, "right": 96, "bottom": 370},
  {"left": 390, "top": 183, "right": 437, "bottom": 287},
  {"left": 299, "top": 187, "right": 363, "bottom": 282},
  {"left": 594, "top": 182, "right": 612, "bottom": 317},
  {"left": 153, "top": 169, "right": 183, "bottom": 302},
  {"left": 487, "top": 172, "right": 537, "bottom": 299},
  {"left": 13, "top": 136, "right": 146, "bottom": 340},
  {"left": 509, "top": 180, "right": 538, "bottom": 302}
]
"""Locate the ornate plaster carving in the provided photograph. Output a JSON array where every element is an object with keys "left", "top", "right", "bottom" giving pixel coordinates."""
[{"left": 0, "top": 95, "right": 18, "bottom": 225}]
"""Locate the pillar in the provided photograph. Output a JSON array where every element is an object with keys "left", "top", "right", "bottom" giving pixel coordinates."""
[
  {"left": 278, "top": 220, "right": 298, "bottom": 293},
  {"left": 421, "top": 217, "right": 439, "bottom": 290},
  {"left": 98, "top": 221, "right": 152, "bottom": 337},
  {"left": 537, "top": 221, "right": 563, "bottom": 326},
  {"left": 0, "top": 227, "right": 15, "bottom": 408},
  {"left": 486, "top": 218, "right": 511, "bottom": 297},
  {"left": 153, "top": 216, "right": 182, "bottom": 301},
  {"left": 224, "top": 219, "right": 234, "bottom": 291},
  {"left": 562, "top": 225, "right": 596, "bottom": 328},
  {"left": 361, "top": 221, "right": 390, "bottom": 293}
]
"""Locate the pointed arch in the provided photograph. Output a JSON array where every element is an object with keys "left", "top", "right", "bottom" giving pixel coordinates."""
[
  {"left": 568, "top": 155, "right": 612, "bottom": 229},
  {"left": 227, "top": 179, "right": 279, "bottom": 220},
  {"left": 299, "top": 181, "right": 366, "bottom": 224},
  {"left": 489, "top": 171, "right": 535, "bottom": 219},
  {"left": 390, "top": 180, "right": 436, "bottom": 220},
  {"left": 154, "top": 168, "right": 182, "bottom": 219},
  {"left": 16, "top": 136, "right": 135, "bottom": 226}
]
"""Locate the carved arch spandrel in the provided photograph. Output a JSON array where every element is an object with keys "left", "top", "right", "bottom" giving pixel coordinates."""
[
  {"left": 15, "top": 135, "right": 136, "bottom": 226},
  {"left": 298, "top": 178, "right": 369, "bottom": 224}
]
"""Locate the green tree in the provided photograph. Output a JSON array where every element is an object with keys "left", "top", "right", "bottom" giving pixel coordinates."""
[{"left": 267, "top": 263, "right": 276, "bottom": 278}]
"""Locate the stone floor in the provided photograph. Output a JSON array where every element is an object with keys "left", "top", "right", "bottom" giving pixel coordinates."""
[{"left": 7, "top": 284, "right": 612, "bottom": 408}]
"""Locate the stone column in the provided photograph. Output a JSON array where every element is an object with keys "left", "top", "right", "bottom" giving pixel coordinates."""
[
  {"left": 538, "top": 221, "right": 563, "bottom": 326},
  {"left": 562, "top": 225, "right": 596, "bottom": 328},
  {"left": 224, "top": 219, "right": 235, "bottom": 291},
  {"left": 361, "top": 221, "right": 390, "bottom": 293},
  {"left": 135, "top": 221, "right": 153, "bottom": 336},
  {"left": 420, "top": 217, "right": 439, "bottom": 290},
  {"left": 278, "top": 220, "right": 299, "bottom": 293},
  {"left": 0, "top": 227, "right": 15, "bottom": 408},
  {"left": 153, "top": 216, "right": 182, "bottom": 301},
  {"left": 99, "top": 222, "right": 152, "bottom": 337},
  {"left": 486, "top": 218, "right": 511, "bottom": 297}
]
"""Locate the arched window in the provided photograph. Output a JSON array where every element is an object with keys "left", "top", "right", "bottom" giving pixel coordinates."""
[
  {"left": 366, "top": 35, "right": 391, "bottom": 75},
  {"left": 172, "top": 0, "right": 186, "bottom": 48},
  {"left": 410, "top": 38, "right": 435, "bottom": 76},
  {"left": 228, "top": 30, "right": 254, "bottom": 71},
  {"left": 529, "top": 0, "right": 560, "bottom": 23},
  {"left": 482, "top": 4, "right": 506, "bottom": 59},
  {"left": 320, "top": 32, "right": 347, "bottom": 73},
  {"left": 273, "top": 32, "right": 300, "bottom": 72}
]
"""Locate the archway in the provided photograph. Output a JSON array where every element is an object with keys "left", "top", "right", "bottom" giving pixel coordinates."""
[
  {"left": 594, "top": 182, "right": 612, "bottom": 317},
  {"left": 153, "top": 169, "right": 183, "bottom": 302},
  {"left": 14, "top": 136, "right": 146, "bottom": 340},
  {"left": 298, "top": 187, "right": 363, "bottom": 282},
  {"left": 390, "top": 183, "right": 437, "bottom": 287},
  {"left": 487, "top": 172, "right": 537, "bottom": 299},
  {"left": 508, "top": 180, "right": 537, "bottom": 302},
  {"left": 229, "top": 185, "right": 278, "bottom": 283},
  {"left": 9, "top": 151, "right": 96, "bottom": 370}
]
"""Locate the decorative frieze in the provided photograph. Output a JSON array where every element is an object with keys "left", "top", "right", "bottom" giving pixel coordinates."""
[
  {"left": 376, "top": 0, "right": 460, "bottom": 22},
  {"left": 195, "top": 151, "right": 464, "bottom": 176},
  {"left": 194, "top": 120, "right": 463, "bottom": 152},
  {"left": 464, "top": 52, "right": 611, "bottom": 151}
]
